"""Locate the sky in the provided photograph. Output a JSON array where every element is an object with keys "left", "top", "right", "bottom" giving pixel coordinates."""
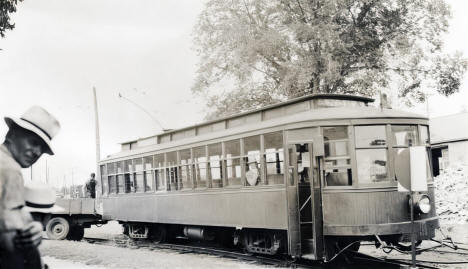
[{"left": 0, "top": 0, "right": 466, "bottom": 188}]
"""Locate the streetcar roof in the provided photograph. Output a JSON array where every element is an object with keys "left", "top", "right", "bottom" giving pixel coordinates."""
[
  {"left": 101, "top": 99, "right": 427, "bottom": 162},
  {"left": 119, "top": 94, "right": 373, "bottom": 145}
]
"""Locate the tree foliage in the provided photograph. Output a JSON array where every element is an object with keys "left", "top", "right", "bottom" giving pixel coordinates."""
[
  {"left": 0, "top": 0, "right": 20, "bottom": 38},
  {"left": 193, "top": 0, "right": 467, "bottom": 119}
]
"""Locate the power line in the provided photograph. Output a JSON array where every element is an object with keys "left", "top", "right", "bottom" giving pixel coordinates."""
[{"left": 118, "top": 92, "right": 166, "bottom": 131}]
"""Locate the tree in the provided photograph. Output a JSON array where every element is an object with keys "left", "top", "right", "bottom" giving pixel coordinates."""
[
  {"left": 193, "top": 0, "right": 467, "bottom": 119},
  {"left": 0, "top": 0, "right": 21, "bottom": 38}
]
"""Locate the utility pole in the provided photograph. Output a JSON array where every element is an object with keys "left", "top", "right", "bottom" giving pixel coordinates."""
[
  {"left": 93, "top": 87, "right": 101, "bottom": 162},
  {"left": 93, "top": 87, "right": 103, "bottom": 209}
]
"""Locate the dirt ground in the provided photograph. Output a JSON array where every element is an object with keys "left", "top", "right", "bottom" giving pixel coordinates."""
[
  {"left": 38, "top": 221, "right": 468, "bottom": 269},
  {"left": 359, "top": 223, "right": 468, "bottom": 268},
  {"left": 40, "top": 239, "right": 267, "bottom": 269},
  {"left": 40, "top": 221, "right": 267, "bottom": 269}
]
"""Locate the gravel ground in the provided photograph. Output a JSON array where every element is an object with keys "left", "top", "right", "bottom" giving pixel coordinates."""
[
  {"left": 39, "top": 239, "right": 268, "bottom": 269},
  {"left": 435, "top": 164, "right": 468, "bottom": 224},
  {"left": 40, "top": 221, "right": 268, "bottom": 269},
  {"left": 43, "top": 256, "right": 106, "bottom": 269},
  {"left": 38, "top": 221, "right": 468, "bottom": 269},
  {"left": 359, "top": 223, "right": 468, "bottom": 269}
]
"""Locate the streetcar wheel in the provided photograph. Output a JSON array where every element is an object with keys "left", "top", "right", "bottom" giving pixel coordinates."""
[
  {"left": 217, "top": 230, "right": 234, "bottom": 248},
  {"left": 67, "top": 226, "right": 85, "bottom": 241},
  {"left": 46, "top": 217, "right": 70, "bottom": 240},
  {"left": 242, "top": 230, "right": 281, "bottom": 255},
  {"left": 149, "top": 225, "right": 166, "bottom": 243}
]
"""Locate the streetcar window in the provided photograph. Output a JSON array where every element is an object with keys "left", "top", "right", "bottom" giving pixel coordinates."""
[
  {"left": 154, "top": 154, "right": 166, "bottom": 191},
  {"left": 391, "top": 125, "right": 418, "bottom": 147},
  {"left": 179, "top": 149, "right": 192, "bottom": 190},
  {"left": 420, "top": 125, "right": 430, "bottom": 146},
  {"left": 108, "top": 175, "right": 117, "bottom": 194},
  {"left": 355, "top": 126, "right": 386, "bottom": 147},
  {"left": 116, "top": 162, "right": 123, "bottom": 173},
  {"left": 323, "top": 126, "right": 352, "bottom": 186},
  {"left": 179, "top": 149, "right": 192, "bottom": 189},
  {"left": 100, "top": 165, "right": 108, "bottom": 196},
  {"left": 193, "top": 146, "right": 207, "bottom": 188},
  {"left": 244, "top": 135, "right": 262, "bottom": 186},
  {"left": 166, "top": 151, "right": 178, "bottom": 191},
  {"left": 107, "top": 162, "right": 115, "bottom": 174},
  {"left": 225, "top": 139, "right": 241, "bottom": 186},
  {"left": 134, "top": 158, "right": 144, "bottom": 193},
  {"left": 355, "top": 125, "right": 389, "bottom": 184},
  {"left": 356, "top": 149, "right": 388, "bottom": 184},
  {"left": 420, "top": 125, "right": 433, "bottom": 181},
  {"left": 143, "top": 156, "right": 154, "bottom": 192},
  {"left": 107, "top": 162, "right": 117, "bottom": 194},
  {"left": 315, "top": 99, "right": 366, "bottom": 108},
  {"left": 123, "top": 160, "right": 133, "bottom": 193},
  {"left": 264, "top": 132, "right": 284, "bottom": 185},
  {"left": 208, "top": 143, "right": 223, "bottom": 188}
]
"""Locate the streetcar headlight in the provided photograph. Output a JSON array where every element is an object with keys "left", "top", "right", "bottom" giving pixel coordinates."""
[
  {"left": 411, "top": 194, "right": 431, "bottom": 214},
  {"left": 417, "top": 195, "right": 431, "bottom": 214}
]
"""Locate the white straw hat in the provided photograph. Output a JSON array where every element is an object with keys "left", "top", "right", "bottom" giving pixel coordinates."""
[
  {"left": 4, "top": 106, "right": 60, "bottom": 155},
  {"left": 24, "top": 182, "right": 64, "bottom": 213}
]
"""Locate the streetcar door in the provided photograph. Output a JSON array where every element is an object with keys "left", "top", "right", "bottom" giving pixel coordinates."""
[{"left": 286, "top": 138, "right": 324, "bottom": 259}]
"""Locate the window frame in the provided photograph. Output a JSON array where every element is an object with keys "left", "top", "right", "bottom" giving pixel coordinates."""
[
  {"left": 208, "top": 142, "right": 223, "bottom": 188},
  {"left": 153, "top": 153, "right": 167, "bottom": 192},
  {"left": 354, "top": 124, "right": 391, "bottom": 187},
  {"left": 165, "top": 151, "right": 179, "bottom": 191},
  {"left": 123, "top": 160, "right": 133, "bottom": 194},
  {"left": 418, "top": 124, "right": 434, "bottom": 183},
  {"left": 193, "top": 145, "right": 208, "bottom": 189},
  {"left": 322, "top": 126, "right": 353, "bottom": 188},
  {"left": 242, "top": 135, "right": 263, "bottom": 187},
  {"left": 178, "top": 148, "right": 194, "bottom": 191},
  {"left": 133, "top": 157, "right": 145, "bottom": 193},
  {"left": 143, "top": 155, "right": 155, "bottom": 192},
  {"left": 224, "top": 139, "right": 242, "bottom": 188},
  {"left": 100, "top": 164, "right": 108, "bottom": 196},
  {"left": 263, "top": 131, "right": 285, "bottom": 185}
]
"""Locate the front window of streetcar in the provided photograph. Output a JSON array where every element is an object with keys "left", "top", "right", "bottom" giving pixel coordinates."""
[
  {"left": 353, "top": 124, "right": 432, "bottom": 186},
  {"left": 355, "top": 125, "right": 389, "bottom": 184}
]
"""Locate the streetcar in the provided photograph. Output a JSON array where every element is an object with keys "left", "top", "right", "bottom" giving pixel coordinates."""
[{"left": 95, "top": 93, "right": 438, "bottom": 260}]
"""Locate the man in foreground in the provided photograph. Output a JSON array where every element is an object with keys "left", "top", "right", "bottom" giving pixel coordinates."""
[{"left": 0, "top": 106, "right": 60, "bottom": 268}]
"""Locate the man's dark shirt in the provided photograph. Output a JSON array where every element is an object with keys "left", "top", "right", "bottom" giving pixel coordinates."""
[{"left": 86, "top": 179, "right": 96, "bottom": 198}]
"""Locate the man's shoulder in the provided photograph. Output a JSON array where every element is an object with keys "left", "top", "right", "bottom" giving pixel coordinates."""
[
  {"left": 0, "top": 159, "right": 22, "bottom": 181},
  {"left": 0, "top": 146, "right": 21, "bottom": 173},
  {"left": 0, "top": 146, "right": 23, "bottom": 188}
]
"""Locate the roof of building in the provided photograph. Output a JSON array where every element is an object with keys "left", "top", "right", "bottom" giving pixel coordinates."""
[{"left": 430, "top": 112, "right": 468, "bottom": 144}]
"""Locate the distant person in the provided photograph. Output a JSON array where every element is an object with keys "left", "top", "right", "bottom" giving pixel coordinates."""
[
  {"left": 0, "top": 106, "right": 60, "bottom": 269},
  {"left": 85, "top": 173, "right": 97, "bottom": 198}
]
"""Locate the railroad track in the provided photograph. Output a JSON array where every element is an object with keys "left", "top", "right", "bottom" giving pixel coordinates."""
[
  {"left": 84, "top": 236, "right": 315, "bottom": 268},
  {"left": 83, "top": 235, "right": 468, "bottom": 268},
  {"left": 82, "top": 236, "right": 456, "bottom": 268}
]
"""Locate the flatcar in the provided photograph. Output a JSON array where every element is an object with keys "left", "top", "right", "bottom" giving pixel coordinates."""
[
  {"left": 96, "top": 94, "right": 438, "bottom": 260},
  {"left": 46, "top": 197, "right": 107, "bottom": 241}
]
